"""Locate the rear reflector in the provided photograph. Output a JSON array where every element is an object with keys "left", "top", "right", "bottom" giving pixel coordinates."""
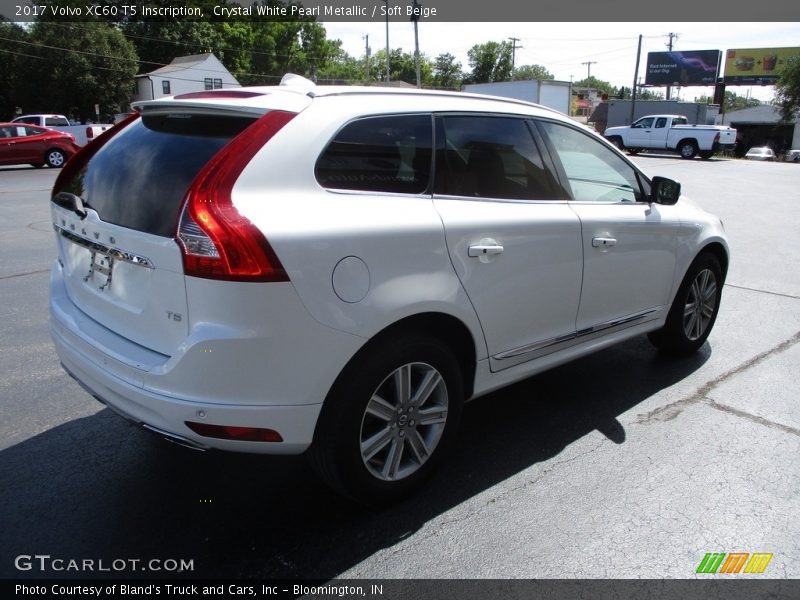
[
  {"left": 185, "top": 421, "right": 283, "bottom": 442},
  {"left": 176, "top": 110, "right": 296, "bottom": 282}
]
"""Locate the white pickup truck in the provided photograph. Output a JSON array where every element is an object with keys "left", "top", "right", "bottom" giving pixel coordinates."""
[
  {"left": 604, "top": 115, "right": 736, "bottom": 160},
  {"left": 11, "top": 114, "right": 112, "bottom": 147}
]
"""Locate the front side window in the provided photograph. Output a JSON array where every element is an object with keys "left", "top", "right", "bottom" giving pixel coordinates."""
[
  {"left": 315, "top": 114, "right": 432, "bottom": 194},
  {"left": 539, "top": 121, "right": 648, "bottom": 203},
  {"left": 633, "top": 117, "right": 654, "bottom": 129},
  {"left": 434, "top": 115, "right": 559, "bottom": 200}
]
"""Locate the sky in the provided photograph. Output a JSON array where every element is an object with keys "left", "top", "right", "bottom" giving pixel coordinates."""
[{"left": 323, "top": 22, "right": 800, "bottom": 102}]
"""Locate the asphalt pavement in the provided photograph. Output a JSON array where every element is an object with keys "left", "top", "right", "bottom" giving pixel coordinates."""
[{"left": 0, "top": 156, "right": 798, "bottom": 582}]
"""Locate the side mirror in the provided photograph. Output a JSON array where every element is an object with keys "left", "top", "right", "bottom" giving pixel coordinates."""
[{"left": 650, "top": 176, "right": 681, "bottom": 205}]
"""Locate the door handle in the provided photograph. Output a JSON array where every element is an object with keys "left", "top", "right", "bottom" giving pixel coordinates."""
[
  {"left": 468, "top": 244, "right": 504, "bottom": 257},
  {"left": 592, "top": 237, "right": 617, "bottom": 248}
]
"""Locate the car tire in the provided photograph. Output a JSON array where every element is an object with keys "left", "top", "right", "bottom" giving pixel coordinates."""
[
  {"left": 648, "top": 253, "right": 723, "bottom": 356},
  {"left": 608, "top": 136, "right": 624, "bottom": 150},
  {"left": 309, "top": 334, "right": 463, "bottom": 505},
  {"left": 45, "top": 149, "right": 67, "bottom": 168},
  {"left": 678, "top": 141, "right": 698, "bottom": 160},
  {"left": 627, "top": 148, "right": 641, "bottom": 155}
]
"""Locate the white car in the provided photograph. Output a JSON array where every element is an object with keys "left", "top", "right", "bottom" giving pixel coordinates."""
[
  {"left": 744, "top": 146, "right": 776, "bottom": 161},
  {"left": 49, "top": 75, "right": 729, "bottom": 504}
]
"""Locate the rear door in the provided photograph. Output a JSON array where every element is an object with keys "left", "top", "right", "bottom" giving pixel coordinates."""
[
  {"left": 51, "top": 112, "right": 257, "bottom": 355},
  {"left": 432, "top": 114, "right": 583, "bottom": 371}
]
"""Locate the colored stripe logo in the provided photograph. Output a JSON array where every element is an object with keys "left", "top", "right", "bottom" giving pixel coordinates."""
[{"left": 697, "top": 552, "right": 773, "bottom": 574}]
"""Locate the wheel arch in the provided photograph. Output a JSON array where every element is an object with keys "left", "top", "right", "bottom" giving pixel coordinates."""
[
  {"left": 699, "top": 241, "right": 729, "bottom": 280},
  {"left": 316, "top": 311, "right": 478, "bottom": 429},
  {"left": 676, "top": 137, "right": 699, "bottom": 150}
]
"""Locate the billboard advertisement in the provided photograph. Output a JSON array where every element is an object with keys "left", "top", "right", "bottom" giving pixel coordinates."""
[
  {"left": 723, "top": 48, "right": 800, "bottom": 85},
  {"left": 644, "top": 51, "right": 721, "bottom": 86}
]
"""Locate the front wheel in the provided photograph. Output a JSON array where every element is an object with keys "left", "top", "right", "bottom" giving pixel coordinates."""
[
  {"left": 45, "top": 149, "right": 67, "bottom": 168},
  {"left": 309, "top": 335, "right": 463, "bottom": 505},
  {"left": 648, "top": 253, "right": 723, "bottom": 356}
]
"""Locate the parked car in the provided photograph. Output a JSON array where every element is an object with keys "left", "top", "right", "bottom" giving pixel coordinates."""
[
  {"left": 0, "top": 122, "right": 80, "bottom": 168},
  {"left": 786, "top": 149, "right": 800, "bottom": 162},
  {"left": 744, "top": 146, "right": 776, "bottom": 161},
  {"left": 48, "top": 76, "right": 729, "bottom": 504},
  {"left": 11, "top": 114, "right": 112, "bottom": 146},
  {"left": 604, "top": 114, "right": 737, "bottom": 159}
]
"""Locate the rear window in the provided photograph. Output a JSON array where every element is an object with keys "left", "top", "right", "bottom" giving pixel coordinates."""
[
  {"left": 58, "top": 113, "right": 256, "bottom": 237},
  {"left": 45, "top": 117, "right": 70, "bottom": 126}
]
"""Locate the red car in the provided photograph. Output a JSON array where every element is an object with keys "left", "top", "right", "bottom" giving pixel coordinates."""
[{"left": 0, "top": 122, "right": 81, "bottom": 168}]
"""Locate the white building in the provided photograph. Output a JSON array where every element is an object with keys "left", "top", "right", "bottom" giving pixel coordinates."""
[{"left": 134, "top": 54, "right": 241, "bottom": 102}]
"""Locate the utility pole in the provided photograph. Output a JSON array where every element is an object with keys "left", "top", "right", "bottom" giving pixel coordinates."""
[
  {"left": 666, "top": 32, "right": 679, "bottom": 100},
  {"left": 508, "top": 37, "right": 522, "bottom": 76},
  {"left": 382, "top": 0, "right": 390, "bottom": 81},
  {"left": 581, "top": 61, "right": 597, "bottom": 115},
  {"left": 411, "top": 0, "right": 422, "bottom": 87},
  {"left": 630, "top": 34, "right": 642, "bottom": 124},
  {"left": 364, "top": 35, "right": 371, "bottom": 81}
]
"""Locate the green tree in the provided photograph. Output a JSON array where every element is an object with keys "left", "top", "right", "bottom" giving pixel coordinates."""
[
  {"left": 775, "top": 57, "right": 800, "bottom": 121},
  {"left": 695, "top": 91, "right": 760, "bottom": 113},
  {"left": 432, "top": 53, "right": 463, "bottom": 89},
  {"left": 0, "top": 22, "right": 28, "bottom": 119},
  {"left": 466, "top": 41, "right": 513, "bottom": 84},
  {"left": 513, "top": 64, "right": 554, "bottom": 81},
  {"left": 19, "top": 21, "right": 138, "bottom": 121},
  {"left": 573, "top": 76, "right": 615, "bottom": 96},
  {"left": 373, "top": 48, "right": 433, "bottom": 86}
]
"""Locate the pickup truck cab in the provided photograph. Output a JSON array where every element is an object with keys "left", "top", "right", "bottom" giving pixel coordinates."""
[
  {"left": 604, "top": 115, "right": 736, "bottom": 159},
  {"left": 11, "top": 114, "right": 112, "bottom": 147}
]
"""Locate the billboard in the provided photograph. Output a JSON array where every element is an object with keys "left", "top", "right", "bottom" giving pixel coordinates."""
[
  {"left": 645, "top": 51, "right": 721, "bottom": 86},
  {"left": 723, "top": 48, "right": 800, "bottom": 85}
]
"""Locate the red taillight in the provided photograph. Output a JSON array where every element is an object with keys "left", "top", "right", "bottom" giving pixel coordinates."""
[
  {"left": 185, "top": 421, "right": 283, "bottom": 443},
  {"left": 53, "top": 112, "right": 140, "bottom": 195},
  {"left": 177, "top": 110, "right": 296, "bottom": 282}
]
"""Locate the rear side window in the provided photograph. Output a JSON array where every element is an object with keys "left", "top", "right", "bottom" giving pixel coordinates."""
[
  {"left": 58, "top": 113, "right": 256, "bottom": 237},
  {"left": 315, "top": 115, "right": 432, "bottom": 194},
  {"left": 434, "top": 115, "right": 559, "bottom": 200}
]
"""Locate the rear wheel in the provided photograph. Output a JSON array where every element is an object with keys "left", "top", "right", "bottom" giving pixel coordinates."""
[
  {"left": 45, "top": 149, "right": 67, "bottom": 168},
  {"left": 648, "top": 253, "right": 723, "bottom": 356},
  {"left": 608, "top": 136, "right": 624, "bottom": 150},
  {"left": 309, "top": 334, "right": 463, "bottom": 505},
  {"left": 678, "top": 140, "right": 698, "bottom": 160}
]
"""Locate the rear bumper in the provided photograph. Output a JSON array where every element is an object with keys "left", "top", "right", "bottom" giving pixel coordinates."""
[
  {"left": 49, "top": 261, "right": 364, "bottom": 454},
  {"left": 52, "top": 330, "right": 321, "bottom": 454}
]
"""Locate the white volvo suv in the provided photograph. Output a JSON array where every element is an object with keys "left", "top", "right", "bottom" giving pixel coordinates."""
[{"left": 49, "top": 75, "right": 728, "bottom": 504}]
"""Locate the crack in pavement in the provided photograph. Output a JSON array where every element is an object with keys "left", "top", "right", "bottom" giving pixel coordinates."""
[
  {"left": 636, "top": 330, "right": 800, "bottom": 433},
  {"left": 0, "top": 268, "right": 51, "bottom": 281},
  {"left": 725, "top": 283, "right": 800, "bottom": 301}
]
